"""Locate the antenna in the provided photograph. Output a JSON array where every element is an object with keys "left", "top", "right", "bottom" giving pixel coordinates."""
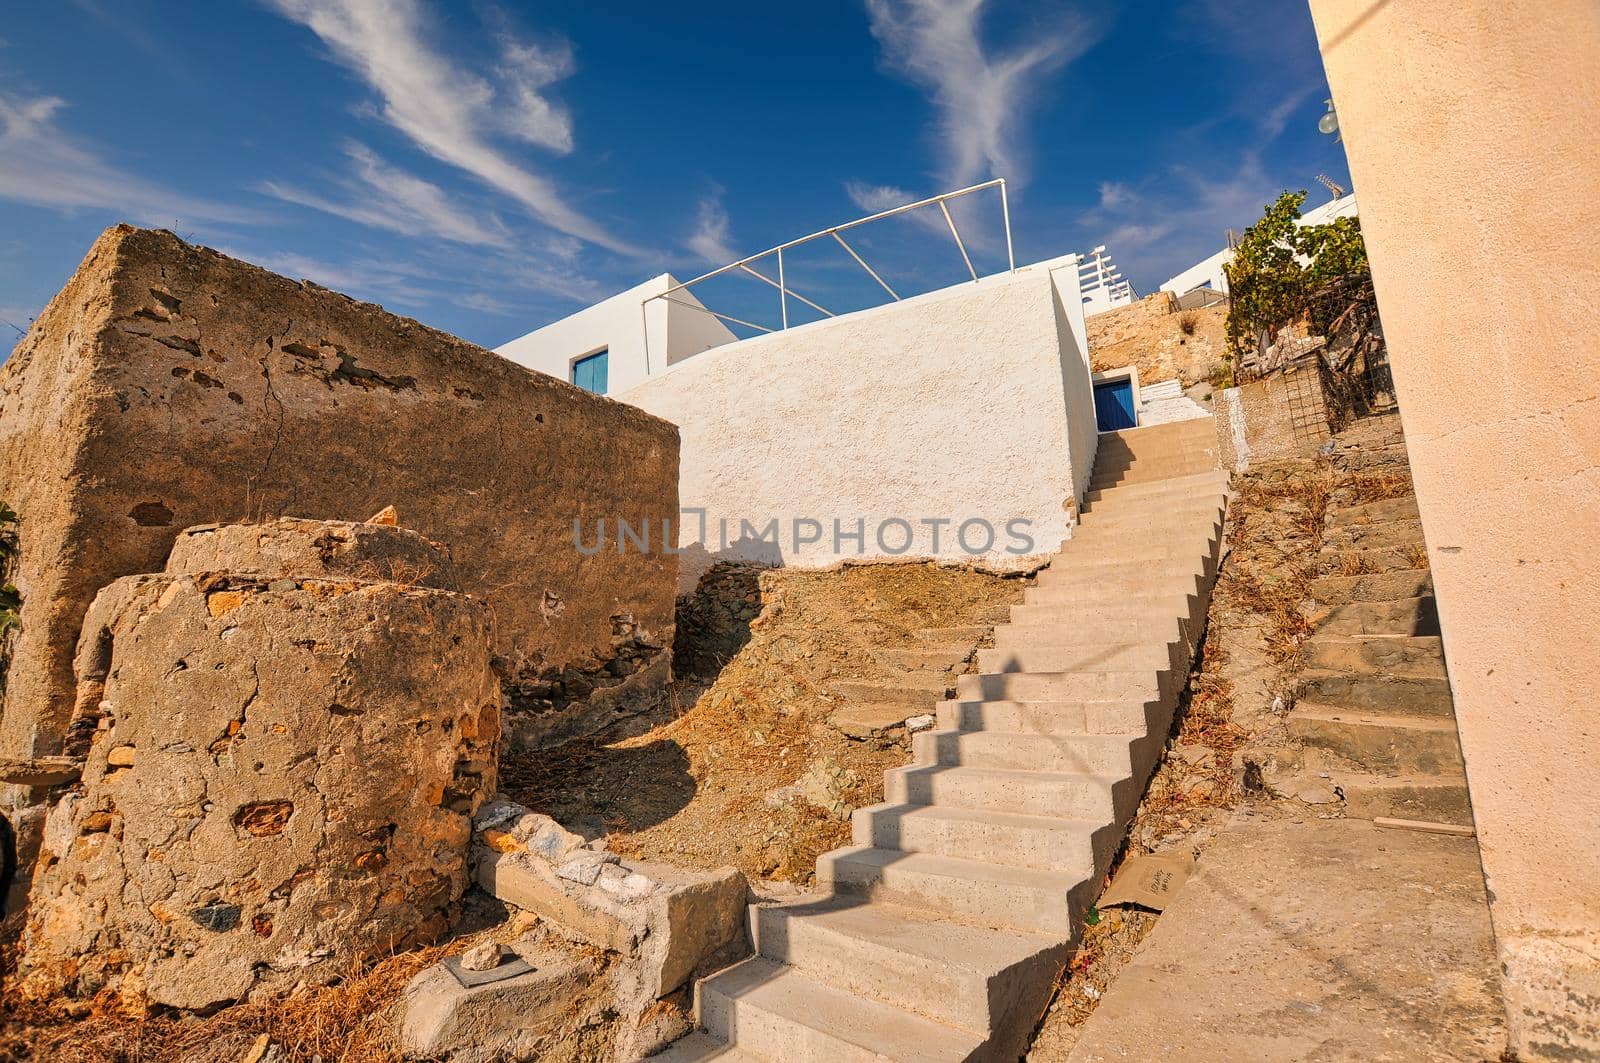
[{"left": 1315, "top": 173, "right": 1347, "bottom": 200}]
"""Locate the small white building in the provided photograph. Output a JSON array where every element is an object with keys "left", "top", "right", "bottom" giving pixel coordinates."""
[
  {"left": 1077, "top": 245, "right": 1136, "bottom": 316},
  {"left": 1159, "top": 192, "right": 1359, "bottom": 298},
  {"left": 496, "top": 274, "right": 736, "bottom": 396}
]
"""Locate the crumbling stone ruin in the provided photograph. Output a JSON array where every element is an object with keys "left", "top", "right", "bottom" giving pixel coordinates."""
[
  {"left": 16, "top": 518, "right": 500, "bottom": 1010},
  {"left": 0, "top": 225, "right": 680, "bottom": 903}
]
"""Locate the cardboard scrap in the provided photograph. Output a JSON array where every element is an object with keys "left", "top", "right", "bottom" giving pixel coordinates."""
[{"left": 1099, "top": 851, "right": 1196, "bottom": 912}]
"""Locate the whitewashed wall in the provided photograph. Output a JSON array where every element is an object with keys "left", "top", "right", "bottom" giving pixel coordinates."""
[
  {"left": 495, "top": 274, "right": 734, "bottom": 394},
  {"left": 621, "top": 267, "right": 1095, "bottom": 588}
]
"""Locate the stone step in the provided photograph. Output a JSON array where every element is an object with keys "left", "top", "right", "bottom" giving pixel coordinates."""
[
  {"left": 1073, "top": 500, "right": 1228, "bottom": 531},
  {"left": 1327, "top": 496, "right": 1421, "bottom": 527},
  {"left": 816, "top": 846, "right": 1094, "bottom": 936},
  {"left": 1303, "top": 635, "right": 1447, "bottom": 678},
  {"left": 1338, "top": 773, "right": 1474, "bottom": 826},
  {"left": 828, "top": 703, "right": 925, "bottom": 740},
  {"left": 1322, "top": 518, "right": 1426, "bottom": 552},
  {"left": 697, "top": 957, "right": 983, "bottom": 1062},
  {"left": 877, "top": 645, "right": 972, "bottom": 672},
  {"left": 829, "top": 674, "right": 950, "bottom": 706},
  {"left": 647, "top": 1031, "right": 765, "bottom": 1062},
  {"left": 884, "top": 763, "right": 1126, "bottom": 820},
  {"left": 977, "top": 640, "right": 1176, "bottom": 675},
  {"left": 1318, "top": 596, "right": 1439, "bottom": 637},
  {"left": 915, "top": 625, "right": 989, "bottom": 643},
  {"left": 914, "top": 728, "right": 1148, "bottom": 777},
  {"left": 936, "top": 695, "right": 1175, "bottom": 739},
  {"left": 1321, "top": 544, "right": 1429, "bottom": 576},
  {"left": 1298, "top": 667, "right": 1454, "bottom": 716},
  {"left": 1287, "top": 710, "right": 1465, "bottom": 775},
  {"left": 1340, "top": 448, "right": 1414, "bottom": 472},
  {"left": 957, "top": 668, "right": 1168, "bottom": 704},
  {"left": 1311, "top": 570, "right": 1433, "bottom": 605},
  {"left": 852, "top": 802, "right": 1104, "bottom": 873},
  {"left": 750, "top": 899, "right": 1064, "bottom": 1035},
  {"left": 1033, "top": 553, "right": 1215, "bottom": 588},
  {"left": 1090, "top": 462, "right": 1222, "bottom": 490}
]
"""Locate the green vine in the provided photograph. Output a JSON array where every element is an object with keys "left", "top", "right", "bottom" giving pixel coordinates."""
[{"left": 1224, "top": 190, "right": 1371, "bottom": 370}]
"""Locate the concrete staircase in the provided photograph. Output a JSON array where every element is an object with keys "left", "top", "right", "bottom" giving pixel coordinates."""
[
  {"left": 1293, "top": 413, "right": 1473, "bottom": 824},
  {"left": 654, "top": 419, "right": 1228, "bottom": 1061}
]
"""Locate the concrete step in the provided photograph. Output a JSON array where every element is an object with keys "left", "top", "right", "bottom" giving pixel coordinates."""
[
  {"left": 1338, "top": 773, "right": 1474, "bottom": 826},
  {"left": 1298, "top": 667, "right": 1454, "bottom": 716},
  {"left": 957, "top": 668, "right": 1168, "bottom": 704},
  {"left": 885, "top": 763, "right": 1127, "bottom": 820},
  {"left": 914, "top": 729, "right": 1146, "bottom": 777},
  {"left": 1318, "top": 597, "right": 1439, "bottom": 637},
  {"left": 1287, "top": 710, "right": 1465, "bottom": 775},
  {"left": 829, "top": 674, "right": 951, "bottom": 706},
  {"left": 1024, "top": 574, "right": 1206, "bottom": 606},
  {"left": 1322, "top": 518, "right": 1426, "bottom": 552},
  {"left": 852, "top": 802, "right": 1104, "bottom": 873},
  {"left": 1303, "top": 635, "right": 1447, "bottom": 678},
  {"left": 1102, "top": 418, "right": 1218, "bottom": 443},
  {"left": 1327, "top": 495, "right": 1420, "bottom": 527},
  {"left": 936, "top": 695, "right": 1176, "bottom": 739},
  {"left": 993, "top": 615, "right": 1185, "bottom": 651},
  {"left": 1009, "top": 595, "right": 1204, "bottom": 631},
  {"left": 1311, "top": 570, "right": 1432, "bottom": 605},
  {"left": 697, "top": 957, "right": 983, "bottom": 1062},
  {"left": 816, "top": 846, "right": 1093, "bottom": 936},
  {"left": 976, "top": 640, "right": 1176, "bottom": 675},
  {"left": 750, "top": 899, "right": 1064, "bottom": 1035},
  {"left": 1033, "top": 553, "right": 1215, "bottom": 588},
  {"left": 1090, "top": 463, "right": 1222, "bottom": 490},
  {"left": 648, "top": 1031, "right": 765, "bottom": 1061},
  {"left": 1082, "top": 471, "right": 1231, "bottom": 507}
]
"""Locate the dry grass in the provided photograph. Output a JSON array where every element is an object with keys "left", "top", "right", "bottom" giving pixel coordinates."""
[
  {"left": 0, "top": 935, "right": 460, "bottom": 1063},
  {"left": 1339, "top": 471, "right": 1412, "bottom": 504},
  {"left": 1399, "top": 542, "right": 1430, "bottom": 569},
  {"left": 1178, "top": 311, "right": 1200, "bottom": 336},
  {"left": 1335, "top": 550, "right": 1375, "bottom": 576}
]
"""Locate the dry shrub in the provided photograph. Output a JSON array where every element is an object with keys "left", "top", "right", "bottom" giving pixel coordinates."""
[
  {"left": 1341, "top": 471, "right": 1412, "bottom": 504},
  {"left": 1336, "top": 550, "right": 1374, "bottom": 576},
  {"left": 1178, "top": 311, "right": 1199, "bottom": 336},
  {"left": 1399, "top": 542, "right": 1430, "bottom": 569}
]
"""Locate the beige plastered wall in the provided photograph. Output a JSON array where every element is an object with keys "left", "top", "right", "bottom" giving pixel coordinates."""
[
  {"left": 1308, "top": 2, "right": 1600, "bottom": 1057},
  {"left": 621, "top": 267, "right": 1095, "bottom": 589}
]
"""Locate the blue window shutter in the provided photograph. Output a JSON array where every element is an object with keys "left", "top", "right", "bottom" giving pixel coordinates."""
[{"left": 572, "top": 349, "right": 609, "bottom": 394}]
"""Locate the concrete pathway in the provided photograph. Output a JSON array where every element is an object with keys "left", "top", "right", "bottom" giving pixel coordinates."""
[
  {"left": 655, "top": 418, "right": 1228, "bottom": 1060},
  {"left": 1064, "top": 816, "right": 1506, "bottom": 1062}
]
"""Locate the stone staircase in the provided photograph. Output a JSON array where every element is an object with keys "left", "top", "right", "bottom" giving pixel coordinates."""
[
  {"left": 655, "top": 418, "right": 1228, "bottom": 1061},
  {"left": 1292, "top": 412, "right": 1473, "bottom": 824}
]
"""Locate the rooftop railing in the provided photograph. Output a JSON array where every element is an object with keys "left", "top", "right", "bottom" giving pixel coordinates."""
[{"left": 641, "top": 179, "right": 1015, "bottom": 369}]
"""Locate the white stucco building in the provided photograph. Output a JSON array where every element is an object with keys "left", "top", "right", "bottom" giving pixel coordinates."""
[
  {"left": 1077, "top": 245, "right": 1136, "bottom": 316},
  {"left": 496, "top": 274, "right": 736, "bottom": 396},
  {"left": 1159, "top": 192, "right": 1359, "bottom": 298}
]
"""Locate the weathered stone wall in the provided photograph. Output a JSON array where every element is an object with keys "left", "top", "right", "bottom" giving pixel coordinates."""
[
  {"left": 18, "top": 520, "right": 500, "bottom": 1010},
  {"left": 0, "top": 226, "right": 678, "bottom": 771},
  {"left": 1213, "top": 362, "right": 1332, "bottom": 470}
]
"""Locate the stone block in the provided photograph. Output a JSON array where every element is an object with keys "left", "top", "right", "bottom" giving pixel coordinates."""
[
  {"left": 16, "top": 541, "right": 500, "bottom": 1010},
  {"left": 400, "top": 943, "right": 599, "bottom": 1063},
  {"left": 0, "top": 225, "right": 679, "bottom": 774}
]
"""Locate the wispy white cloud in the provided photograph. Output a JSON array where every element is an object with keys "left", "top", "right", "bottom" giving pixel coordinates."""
[
  {"left": 844, "top": 181, "right": 918, "bottom": 214},
  {"left": 266, "top": 0, "right": 634, "bottom": 254},
  {"left": 686, "top": 187, "right": 737, "bottom": 264},
  {"left": 0, "top": 91, "right": 261, "bottom": 226},
  {"left": 221, "top": 246, "right": 434, "bottom": 307},
  {"left": 864, "top": 0, "right": 1093, "bottom": 190},
  {"left": 260, "top": 142, "right": 512, "bottom": 247}
]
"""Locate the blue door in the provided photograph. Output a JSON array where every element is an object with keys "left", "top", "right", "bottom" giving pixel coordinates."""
[
  {"left": 572, "top": 348, "right": 608, "bottom": 394},
  {"left": 1093, "top": 379, "right": 1138, "bottom": 432}
]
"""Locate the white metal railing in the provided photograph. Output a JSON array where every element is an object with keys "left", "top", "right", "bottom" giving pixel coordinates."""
[{"left": 642, "top": 179, "right": 1015, "bottom": 370}]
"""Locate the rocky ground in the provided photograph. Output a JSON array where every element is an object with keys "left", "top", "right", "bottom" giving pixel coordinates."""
[
  {"left": 0, "top": 560, "right": 1026, "bottom": 1061},
  {"left": 503, "top": 561, "right": 1027, "bottom": 892},
  {"left": 1087, "top": 295, "right": 1230, "bottom": 390}
]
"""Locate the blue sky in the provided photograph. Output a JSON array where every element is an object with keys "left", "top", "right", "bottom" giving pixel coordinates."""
[{"left": 0, "top": 0, "right": 1351, "bottom": 349}]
